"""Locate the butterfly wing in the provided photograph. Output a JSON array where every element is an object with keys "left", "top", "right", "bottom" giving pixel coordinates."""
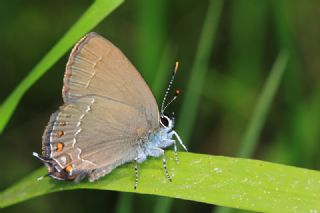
[
  {"left": 42, "top": 33, "right": 159, "bottom": 181},
  {"left": 62, "top": 32, "right": 158, "bottom": 122}
]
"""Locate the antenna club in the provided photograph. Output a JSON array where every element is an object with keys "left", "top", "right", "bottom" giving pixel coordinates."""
[
  {"left": 175, "top": 89, "right": 180, "bottom": 96},
  {"left": 174, "top": 61, "right": 179, "bottom": 74}
]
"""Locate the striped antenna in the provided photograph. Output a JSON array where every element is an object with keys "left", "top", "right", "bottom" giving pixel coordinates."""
[
  {"left": 162, "top": 90, "right": 180, "bottom": 113},
  {"left": 161, "top": 61, "right": 179, "bottom": 114}
]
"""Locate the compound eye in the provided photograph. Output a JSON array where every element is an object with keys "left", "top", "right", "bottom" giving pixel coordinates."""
[{"left": 160, "top": 115, "right": 170, "bottom": 127}]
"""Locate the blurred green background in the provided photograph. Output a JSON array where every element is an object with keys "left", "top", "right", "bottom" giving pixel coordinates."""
[{"left": 1, "top": 0, "right": 320, "bottom": 212}]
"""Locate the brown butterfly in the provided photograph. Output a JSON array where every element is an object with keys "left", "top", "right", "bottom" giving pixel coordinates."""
[{"left": 33, "top": 32, "right": 187, "bottom": 189}]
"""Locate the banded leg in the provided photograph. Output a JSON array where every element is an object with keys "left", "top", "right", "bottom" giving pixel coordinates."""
[
  {"left": 162, "top": 152, "right": 172, "bottom": 182},
  {"left": 172, "top": 140, "right": 179, "bottom": 163},
  {"left": 134, "top": 158, "right": 139, "bottom": 190},
  {"left": 161, "top": 139, "right": 179, "bottom": 163},
  {"left": 147, "top": 147, "right": 172, "bottom": 182},
  {"left": 168, "top": 139, "right": 179, "bottom": 163},
  {"left": 170, "top": 131, "right": 188, "bottom": 151},
  {"left": 147, "top": 147, "right": 172, "bottom": 181}
]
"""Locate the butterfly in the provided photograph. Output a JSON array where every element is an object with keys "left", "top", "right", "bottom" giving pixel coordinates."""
[{"left": 33, "top": 32, "right": 187, "bottom": 189}]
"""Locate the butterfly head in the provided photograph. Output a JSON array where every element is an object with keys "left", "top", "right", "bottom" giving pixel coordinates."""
[{"left": 160, "top": 114, "right": 174, "bottom": 130}]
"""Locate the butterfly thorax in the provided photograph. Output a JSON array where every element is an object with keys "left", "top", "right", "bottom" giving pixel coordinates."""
[{"left": 147, "top": 126, "right": 172, "bottom": 148}]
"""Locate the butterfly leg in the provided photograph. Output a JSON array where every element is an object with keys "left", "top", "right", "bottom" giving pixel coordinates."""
[
  {"left": 147, "top": 147, "right": 172, "bottom": 182},
  {"left": 165, "top": 139, "right": 179, "bottom": 163},
  {"left": 158, "top": 139, "right": 179, "bottom": 163},
  {"left": 134, "top": 158, "right": 139, "bottom": 190},
  {"left": 169, "top": 131, "right": 188, "bottom": 152},
  {"left": 162, "top": 152, "right": 172, "bottom": 182},
  {"left": 172, "top": 139, "right": 179, "bottom": 163}
]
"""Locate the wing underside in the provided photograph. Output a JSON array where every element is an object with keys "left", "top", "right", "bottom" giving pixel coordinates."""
[
  {"left": 43, "top": 96, "right": 148, "bottom": 178},
  {"left": 41, "top": 32, "right": 160, "bottom": 181}
]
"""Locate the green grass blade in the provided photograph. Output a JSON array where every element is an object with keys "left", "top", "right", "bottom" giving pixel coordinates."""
[
  {"left": 177, "top": 0, "right": 223, "bottom": 143},
  {"left": 272, "top": 0, "right": 303, "bottom": 166},
  {"left": 0, "top": 0, "right": 123, "bottom": 134},
  {"left": 237, "top": 51, "right": 289, "bottom": 158},
  {"left": 115, "top": 191, "right": 133, "bottom": 213},
  {"left": 1, "top": 152, "right": 320, "bottom": 212},
  {"left": 135, "top": 0, "right": 167, "bottom": 83}
]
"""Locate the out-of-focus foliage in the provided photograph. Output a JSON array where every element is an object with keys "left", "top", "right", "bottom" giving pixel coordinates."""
[{"left": 1, "top": 0, "right": 319, "bottom": 212}]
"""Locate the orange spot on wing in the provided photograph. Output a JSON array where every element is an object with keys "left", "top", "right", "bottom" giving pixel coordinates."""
[
  {"left": 57, "top": 130, "right": 64, "bottom": 137},
  {"left": 56, "top": 142, "right": 64, "bottom": 152},
  {"left": 65, "top": 165, "right": 73, "bottom": 173}
]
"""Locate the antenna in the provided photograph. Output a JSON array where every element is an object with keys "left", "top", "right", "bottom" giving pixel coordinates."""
[
  {"left": 161, "top": 61, "right": 179, "bottom": 114},
  {"left": 162, "top": 90, "right": 180, "bottom": 113}
]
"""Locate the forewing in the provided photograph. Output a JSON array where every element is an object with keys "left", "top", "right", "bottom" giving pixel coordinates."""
[{"left": 63, "top": 32, "right": 159, "bottom": 127}]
